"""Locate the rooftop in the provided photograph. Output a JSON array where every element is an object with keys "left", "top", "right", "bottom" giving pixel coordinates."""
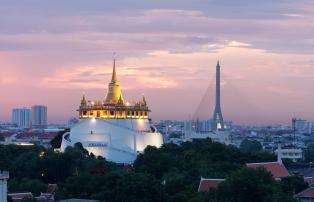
[
  {"left": 198, "top": 178, "right": 225, "bottom": 192},
  {"left": 295, "top": 187, "right": 314, "bottom": 199},
  {"left": 246, "top": 162, "right": 290, "bottom": 179}
]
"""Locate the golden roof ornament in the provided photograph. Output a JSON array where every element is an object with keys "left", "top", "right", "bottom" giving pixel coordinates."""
[{"left": 81, "top": 94, "right": 87, "bottom": 106}]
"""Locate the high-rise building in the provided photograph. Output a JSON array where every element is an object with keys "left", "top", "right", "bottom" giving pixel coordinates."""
[
  {"left": 12, "top": 108, "right": 31, "bottom": 128},
  {"left": 213, "top": 61, "right": 225, "bottom": 130},
  {"left": 31, "top": 105, "right": 47, "bottom": 129}
]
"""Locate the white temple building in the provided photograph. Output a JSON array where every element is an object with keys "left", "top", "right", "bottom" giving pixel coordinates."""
[{"left": 60, "top": 59, "right": 163, "bottom": 164}]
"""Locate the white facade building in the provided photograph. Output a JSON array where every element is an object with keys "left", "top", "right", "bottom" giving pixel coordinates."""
[
  {"left": 184, "top": 130, "right": 231, "bottom": 145},
  {"left": 60, "top": 60, "right": 163, "bottom": 164},
  {"left": 31, "top": 105, "right": 47, "bottom": 129},
  {"left": 0, "top": 171, "right": 9, "bottom": 202},
  {"left": 61, "top": 118, "right": 163, "bottom": 164},
  {"left": 275, "top": 147, "right": 303, "bottom": 162},
  {"left": 12, "top": 108, "right": 31, "bottom": 128}
]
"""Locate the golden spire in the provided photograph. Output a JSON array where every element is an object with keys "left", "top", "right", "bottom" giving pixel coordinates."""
[
  {"left": 105, "top": 58, "right": 124, "bottom": 103},
  {"left": 111, "top": 58, "right": 117, "bottom": 83},
  {"left": 141, "top": 95, "right": 147, "bottom": 106},
  {"left": 81, "top": 93, "right": 87, "bottom": 106}
]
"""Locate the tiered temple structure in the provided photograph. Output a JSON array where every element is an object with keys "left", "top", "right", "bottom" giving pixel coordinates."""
[
  {"left": 78, "top": 59, "right": 149, "bottom": 120},
  {"left": 60, "top": 59, "right": 163, "bottom": 164}
]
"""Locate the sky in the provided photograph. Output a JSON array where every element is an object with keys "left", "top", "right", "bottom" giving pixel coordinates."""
[{"left": 1, "top": 0, "right": 314, "bottom": 124}]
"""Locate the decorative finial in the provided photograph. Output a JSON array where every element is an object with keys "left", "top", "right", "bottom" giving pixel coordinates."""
[
  {"left": 141, "top": 94, "right": 147, "bottom": 106},
  {"left": 117, "top": 94, "right": 124, "bottom": 105},
  {"left": 81, "top": 93, "right": 87, "bottom": 106}
]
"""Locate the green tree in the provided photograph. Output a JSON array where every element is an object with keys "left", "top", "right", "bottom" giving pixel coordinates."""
[
  {"left": 280, "top": 176, "right": 308, "bottom": 194},
  {"left": 7, "top": 195, "right": 13, "bottom": 202},
  {"left": 8, "top": 178, "right": 47, "bottom": 196},
  {"left": 240, "top": 138, "right": 262, "bottom": 153},
  {"left": 50, "top": 129, "right": 69, "bottom": 149},
  {"left": 216, "top": 167, "right": 296, "bottom": 202}
]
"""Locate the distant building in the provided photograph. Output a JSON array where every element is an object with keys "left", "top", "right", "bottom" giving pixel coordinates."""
[
  {"left": 275, "top": 146, "right": 303, "bottom": 162},
  {"left": 293, "top": 118, "right": 313, "bottom": 133},
  {"left": 0, "top": 171, "right": 9, "bottom": 202},
  {"left": 185, "top": 130, "right": 231, "bottom": 145},
  {"left": 12, "top": 108, "right": 30, "bottom": 128},
  {"left": 31, "top": 105, "right": 47, "bottom": 129}
]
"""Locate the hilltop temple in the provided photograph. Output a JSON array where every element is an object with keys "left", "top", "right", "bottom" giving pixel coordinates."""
[{"left": 60, "top": 59, "right": 163, "bottom": 164}]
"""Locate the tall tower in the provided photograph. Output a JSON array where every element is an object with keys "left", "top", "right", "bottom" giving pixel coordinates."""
[{"left": 213, "top": 61, "right": 225, "bottom": 130}]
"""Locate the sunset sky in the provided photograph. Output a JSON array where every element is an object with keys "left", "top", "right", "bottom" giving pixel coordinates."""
[{"left": 1, "top": 0, "right": 314, "bottom": 124}]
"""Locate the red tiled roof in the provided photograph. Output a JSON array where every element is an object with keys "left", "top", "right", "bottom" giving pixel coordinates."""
[
  {"left": 8, "top": 192, "right": 33, "bottom": 199},
  {"left": 296, "top": 187, "right": 314, "bottom": 198},
  {"left": 198, "top": 178, "right": 225, "bottom": 192},
  {"left": 1, "top": 132, "right": 15, "bottom": 138},
  {"left": 15, "top": 132, "right": 58, "bottom": 139},
  {"left": 246, "top": 162, "right": 290, "bottom": 179},
  {"left": 304, "top": 177, "right": 312, "bottom": 185},
  {"left": 35, "top": 193, "right": 53, "bottom": 201}
]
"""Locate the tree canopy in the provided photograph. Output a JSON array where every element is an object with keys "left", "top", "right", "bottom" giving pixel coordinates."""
[
  {"left": 0, "top": 138, "right": 304, "bottom": 201},
  {"left": 240, "top": 138, "right": 263, "bottom": 154}
]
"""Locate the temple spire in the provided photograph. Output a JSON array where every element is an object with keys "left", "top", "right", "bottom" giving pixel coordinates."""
[
  {"left": 141, "top": 95, "right": 147, "bottom": 106},
  {"left": 111, "top": 59, "right": 117, "bottom": 83},
  {"left": 105, "top": 57, "right": 124, "bottom": 103},
  {"left": 81, "top": 93, "right": 87, "bottom": 106}
]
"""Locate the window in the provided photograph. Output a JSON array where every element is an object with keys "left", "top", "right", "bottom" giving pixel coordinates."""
[{"left": 110, "top": 111, "right": 114, "bottom": 116}]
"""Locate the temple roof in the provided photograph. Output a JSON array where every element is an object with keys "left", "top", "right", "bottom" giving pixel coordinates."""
[{"left": 246, "top": 162, "right": 290, "bottom": 179}]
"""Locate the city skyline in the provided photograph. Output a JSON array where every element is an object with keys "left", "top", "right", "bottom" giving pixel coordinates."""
[{"left": 1, "top": 0, "right": 314, "bottom": 124}]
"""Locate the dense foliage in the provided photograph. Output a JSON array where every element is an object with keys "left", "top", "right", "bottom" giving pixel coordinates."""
[
  {"left": 240, "top": 138, "right": 263, "bottom": 153},
  {"left": 50, "top": 129, "right": 70, "bottom": 149},
  {"left": 0, "top": 138, "right": 304, "bottom": 201}
]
